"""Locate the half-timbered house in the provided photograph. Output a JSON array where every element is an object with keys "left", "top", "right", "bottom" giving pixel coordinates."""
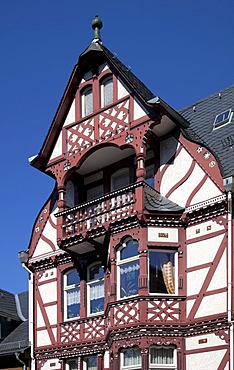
[{"left": 19, "top": 16, "right": 234, "bottom": 370}]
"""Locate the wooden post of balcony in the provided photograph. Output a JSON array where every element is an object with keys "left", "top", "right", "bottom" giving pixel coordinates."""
[
  {"left": 135, "top": 146, "right": 146, "bottom": 215},
  {"left": 57, "top": 185, "right": 66, "bottom": 241}
]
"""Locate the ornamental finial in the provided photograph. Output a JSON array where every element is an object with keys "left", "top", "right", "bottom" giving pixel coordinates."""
[{"left": 92, "top": 15, "right": 103, "bottom": 42}]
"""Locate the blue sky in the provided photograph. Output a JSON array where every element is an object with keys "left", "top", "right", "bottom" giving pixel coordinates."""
[{"left": 0, "top": 0, "right": 233, "bottom": 294}]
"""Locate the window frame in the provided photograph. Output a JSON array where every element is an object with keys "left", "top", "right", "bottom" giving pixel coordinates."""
[
  {"left": 149, "top": 346, "right": 176, "bottom": 369},
  {"left": 100, "top": 75, "right": 113, "bottom": 108},
  {"left": 83, "top": 355, "right": 97, "bottom": 370},
  {"left": 120, "top": 347, "right": 142, "bottom": 370},
  {"left": 148, "top": 248, "right": 178, "bottom": 296},
  {"left": 81, "top": 85, "right": 93, "bottom": 117},
  {"left": 87, "top": 262, "right": 105, "bottom": 316},
  {"left": 64, "top": 269, "right": 81, "bottom": 321},
  {"left": 116, "top": 237, "right": 140, "bottom": 300}
]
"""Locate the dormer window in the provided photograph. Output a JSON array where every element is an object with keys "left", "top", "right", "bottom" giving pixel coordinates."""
[
  {"left": 101, "top": 76, "right": 113, "bottom": 107},
  {"left": 213, "top": 109, "right": 232, "bottom": 129},
  {"left": 82, "top": 86, "right": 93, "bottom": 117}
]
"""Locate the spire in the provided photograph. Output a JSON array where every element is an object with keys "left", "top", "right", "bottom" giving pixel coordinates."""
[{"left": 92, "top": 15, "right": 103, "bottom": 43}]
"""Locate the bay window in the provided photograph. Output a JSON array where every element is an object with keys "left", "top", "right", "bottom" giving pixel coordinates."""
[
  {"left": 149, "top": 250, "right": 177, "bottom": 295},
  {"left": 87, "top": 263, "right": 104, "bottom": 315},
  {"left": 117, "top": 237, "right": 140, "bottom": 299},
  {"left": 149, "top": 346, "right": 176, "bottom": 369},
  {"left": 64, "top": 269, "right": 80, "bottom": 320}
]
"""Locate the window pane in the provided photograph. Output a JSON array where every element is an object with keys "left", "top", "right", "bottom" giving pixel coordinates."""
[
  {"left": 66, "top": 287, "right": 80, "bottom": 318},
  {"left": 89, "top": 264, "right": 104, "bottom": 280},
  {"left": 120, "top": 239, "right": 138, "bottom": 260},
  {"left": 149, "top": 251, "right": 175, "bottom": 294},
  {"left": 90, "top": 281, "right": 104, "bottom": 314},
  {"left": 66, "top": 359, "right": 78, "bottom": 370},
  {"left": 86, "top": 356, "right": 97, "bottom": 370},
  {"left": 120, "top": 260, "right": 139, "bottom": 298},
  {"left": 102, "top": 77, "right": 113, "bottom": 107},
  {"left": 111, "top": 168, "right": 129, "bottom": 191},
  {"left": 67, "top": 270, "right": 80, "bottom": 286},
  {"left": 83, "top": 87, "right": 93, "bottom": 117},
  {"left": 150, "top": 347, "right": 174, "bottom": 364},
  {"left": 123, "top": 348, "right": 141, "bottom": 366}
]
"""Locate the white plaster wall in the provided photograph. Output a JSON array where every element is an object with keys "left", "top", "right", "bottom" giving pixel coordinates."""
[
  {"left": 36, "top": 302, "right": 46, "bottom": 327},
  {"left": 38, "top": 268, "right": 57, "bottom": 283},
  {"left": 50, "top": 132, "right": 63, "bottom": 160},
  {"left": 33, "top": 214, "right": 58, "bottom": 258},
  {"left": 160, "top": 147, "right": 193, "bottom": 198},
  {"left": 207, "top": 249, "right": 226, "bottom": 291},
  {"left": 104, "top": 350, "right": 110, "bottom": 368},
  {"left": 37, "top": 329, "right": 51, "bottom": 347},
  {"left": 186, "top": 349, "right": 226, "bottom": 369},
  {"left": 195, "top": 292, "right": 226, "bottom": 318},
  {"left": 186, "top": 218, "right": 226, "bottom": 240},
  {"left": 190, "top": 177, "right": 222, "bottom": 205},
  {"left": 117, "top": 78, "right": 129, "bottom": 99},
  {"left": 38, "top": 281, "right": 57, "bottom": 304},
  {"left": 148, "top": 227, "right": 178, "bottom": 243},
  {"left": 187, "top": 267, "right": 209, "bottom": 296},
  {"left": 45, "top": 305, "right": 57, "bottom": 325},
  {"left": 41, "top": 359, "right": 61, "bottom": 370},
  {"left": 187, "top": 234, "right": 224, "bottom": 268},
  {"left": 168, "top": 163, "right": 205, "bottom": 207},
  {"left": 186, "top": 299, "right": 195, "bottom": 317},
  {"left": 186, "top": 332, "right": 228, "bottom": 351},
  {"left": 64, "top": 99, "right": 75, "bottom": 127},
  {"left": 133, "top": 97, "right": 147, "bottom": 120}
]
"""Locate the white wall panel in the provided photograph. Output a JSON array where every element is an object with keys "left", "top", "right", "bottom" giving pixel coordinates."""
[
  {"left": 190, "top": 177, "right": 222, "bottom": 205},
  {"left": 37, "top": 329, "right": 51, "bottom": 347},
  {"left": 41, "top": 359, "right": 61, "bottom": 370},
  {"left": 186, "top": 218, "right": 225, "bottom": 240},
  {"left": 186, "top": 349, "right": 226, "bottom": 369},
  {"left": 38, "top": 268, "right": 57, "bottom": 283},
  {"left": 133, "top": 97, "right": 147, "bottom": 120},
  {"left": 45, "top": 305, "right": 57, "bottom": 325},
  {"left": 195, "top": 292, "right": 226, "bottom": 318},
  {"left": 38, "top": 281, "right": 57, "bottom": 304},
  {"left": 36, "top": 302, "right": 45, "bottom": 327},
  {"left": 187, "top": 268, "right": 209, "bottom": 296},
  {"left": 148, "top": 227, "right": 178, "bottom": 243},
  {"left": 186, "top": 332, "right": 228, "bottom": 351},
  {"left": 207, "top": 249, "right": 227, "bottom": 291},
  {"left": 50, "top": 132, "right": 63, "bottom": 160},
  {"left": 117, "top": 78, "right": 129, "bottom": 99},
  {"left": 187, "top": 234, "right": 224, "bottom": 268}
]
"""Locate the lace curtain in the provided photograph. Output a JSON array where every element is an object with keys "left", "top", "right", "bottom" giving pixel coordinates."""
[
  {"left": 123, "top": 348, "right": 141, "bottom": 366},
  {"left": 67, "top": 289, "right": 80, "bottom": 306},
  {"left": 90, "top": 281, "right": 104, "bottom": 300}
]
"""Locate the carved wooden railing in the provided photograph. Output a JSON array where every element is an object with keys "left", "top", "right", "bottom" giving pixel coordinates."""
[{"left": 56, "top": 183, "right": 142, "bottom": 238}]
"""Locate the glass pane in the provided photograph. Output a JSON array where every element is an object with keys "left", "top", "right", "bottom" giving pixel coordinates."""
[
  {"left": 103, "top": 78, "right": 113, "bottom": 107},
  {"left": 67, "top": 270, "right": 80, "bottom": 286},
  {"left": 67, "top": 359, "right": 78, "bottom": 370},
  {"left": 83, "top": 88, "right": 93, "bottom": 116},
  {"left": 120, "top": 239, "right": 139, "bottom": 260},
  {"left": 149, "top": 251, "right": 175, "bottom": 294},
  {"left": 89, "top": 264, "right": 104, "bottom": 280},
  {"left": 120, "top": 260, "right": 139, "bottom": 298},
  {"left": 123, "top": 348, "right": 141, "bottom": 366},
  {"left": 111, "top": 168, "right": 129, "bottom": 191},
  {"left": 90, "top": 281, "right": 104, "bottom": 313},
  {"left": 86, "top": 356, "right": 97, "bottom": 370},
  {"left": 67, "top": 288, "right": 80, "bottom": 318},
  {"left": 150, "top": 347, "right": 174, "bottom": 364}
]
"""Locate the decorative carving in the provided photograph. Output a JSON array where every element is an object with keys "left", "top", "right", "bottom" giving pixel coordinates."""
[
  {"left": 84, "top": 317, "right": 106, "bottom": 339},
  {"left": 113, "top": 301, "right": 139, "bottom": 325},
  {"left": 60, "top": 322, "right": 81, "bottom": 343},
  {"left": 147, "top": 300, "right": 180, "bottom": 322},
  {"left": 99, "top": 100, "right": 129, "bottom": 140}
]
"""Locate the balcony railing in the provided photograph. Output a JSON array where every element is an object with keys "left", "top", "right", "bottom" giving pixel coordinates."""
[{"left": 56, "top": 183, "right": 142, "bottom": 239}]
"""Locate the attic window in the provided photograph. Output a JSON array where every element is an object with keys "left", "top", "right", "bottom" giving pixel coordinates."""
[
  {"left": 82, "top": 86, "right": 93, "bottom": 117},
  {"left": 213, "top": 109, "right": 232, "bottom": 129},
  {"left": 101, "top": 76, "right": 113, "bottom": 107}
]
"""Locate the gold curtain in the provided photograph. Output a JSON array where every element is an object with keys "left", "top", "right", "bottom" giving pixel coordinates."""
[{"left": 161, "top": 261, "right": 175, "bottom": 294}]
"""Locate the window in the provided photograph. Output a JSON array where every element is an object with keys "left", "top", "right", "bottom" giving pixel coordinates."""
[
  {"left": 121, "top": 347, "right": 141, "bottom": 369},
  {"left": 101, "top": 76, "right": 113, "bottom": 107},
  {"left": 146, "top": 164, "right": 155, "bottom": 188},
  {"left": 64, "top": 270, "right": 80, "bottom": 320},
  {"left": 87, "top": 263, "right": 104, "bottom": 315},
  {"left": 213, "top": 109, "right": 233, "bottom": 129},
  {"left": 82, "top": 86, "right": 93, "bottom": 117},
  {"left": 65, "top": 359, "right": 78, "bottom": 370},
  {"left": 111, "top": 168, "right": 130, "bottom": 191},
  {"left": 149, "top": 250, "right": 177, "bottom": 294},
  {"left": 149, "top": 346, "right": 176, "bottom": 369},
  {"left": 117, "top": 238, "right": 140, "bottom": 299},
  {"left": 84, "top": 356, "right": 97, "bottom": 370}
]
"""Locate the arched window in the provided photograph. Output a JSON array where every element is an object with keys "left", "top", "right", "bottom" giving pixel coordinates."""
[
  {"left": 121, "top": 347, "right": 141, "bottom": 369},
  {"left": 101, "top": 76, "right": 113, "bottom": 107},
  {"left": 149, "top": 346, "right": 176, "bottom": 369},
  {"left": 87, "top": 263, "right": 104, "bottom": 315},
  {"left": 82, "top": 85, "right": 93, "bottom": 117},
  {"left": 64, "top": 269, "right": 80, "bottom": 320},
  {"left": 117, "top": 237, "right": 140, "bottom": 299}
]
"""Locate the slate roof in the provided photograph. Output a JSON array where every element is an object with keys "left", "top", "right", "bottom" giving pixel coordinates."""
[
  {"left": 180, "top": 84, "right": 234, "bottom": 179},
  {"left": 0, "top": 290, "right": 29, "bottom": 356},
  {"left": 144, "top": 184, "right": 184, "bottom": 213}
]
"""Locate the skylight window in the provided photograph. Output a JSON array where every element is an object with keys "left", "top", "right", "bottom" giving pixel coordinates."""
[{"left": 213, "top": 109, "right": 232, "bottom": 129}]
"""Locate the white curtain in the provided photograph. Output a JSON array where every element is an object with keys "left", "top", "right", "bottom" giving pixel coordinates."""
[
  {"left": 67, "top": 289, "right": 80, "bottom": 306},
  {"left": 90, "top": 281, "right": 104, "bottom": 300},
  {"left": 150, "top": 347, "right": 174, "bottom": 364},
  {"left": 123, "top": 348, "right": 141, "bottom": 366},
  {"left": 120, "top": 262, "right": 140, "bottom": 275}
]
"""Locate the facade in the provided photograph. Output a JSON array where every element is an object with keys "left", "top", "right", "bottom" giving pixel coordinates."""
[
  {"left": 0, "top": 289, "right": 30, "bottom": 370},
  {"left": 23, "top": 17, "right": 234, "bottom": 370}
]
